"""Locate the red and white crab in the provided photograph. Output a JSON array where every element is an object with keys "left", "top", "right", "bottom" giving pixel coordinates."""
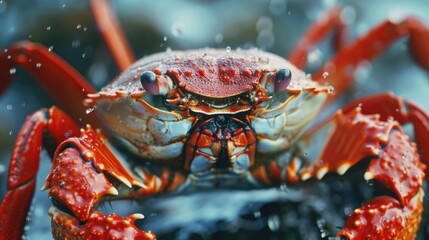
[{"left": 1, "top": 0, "right": 429, "bottom": 239}]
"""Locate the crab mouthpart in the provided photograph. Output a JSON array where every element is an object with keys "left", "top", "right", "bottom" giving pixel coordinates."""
[
  {"left": 187, "top": 94, "right": 253, "bottom": 115},
  {"left": 190, "top": 104, "right": 252, "bottom": 115}
]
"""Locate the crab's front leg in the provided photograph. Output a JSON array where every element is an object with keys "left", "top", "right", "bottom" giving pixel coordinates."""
[
  {"left": 299, "top": 109, "right": 424, "bottom": 239},
  {"left": 251, "top": 95, "right": 428, "bottom": 239},
  {"left": 0, "top": 107, "right": 81, "bottom": 240},
  {"left": 44, "top": 125, "right": 187, "bottom": 239},
  {"left": 44, "top": 126, "right": 185, "bottom": 239},
  {"left": 0, "top": 106, "right": 183, "bottom": 239}
]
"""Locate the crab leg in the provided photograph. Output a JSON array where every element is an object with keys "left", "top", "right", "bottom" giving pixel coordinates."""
[
  {"left": 0, "top": 107, "right": 80, "bottom": 240},
  {"left": 313, "top": 17, "right": 429, "bottom": 104},
  {"left": 89, "top": 0, "right": 135, "bottom": 72},
  {"left": 0, "top": 41, "right": 100, "bottom": 128},
  {"left": 288, "top": 6, "right": 348, "bottom": 69}
]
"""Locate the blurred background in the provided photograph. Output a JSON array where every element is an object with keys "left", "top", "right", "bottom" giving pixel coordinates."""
[{"left": 1, "top": 0, "right": 429, "bottom": 239}]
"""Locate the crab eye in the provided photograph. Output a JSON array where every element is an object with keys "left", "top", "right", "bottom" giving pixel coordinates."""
[
  {"left": 274, "top": 68, "right": 292, "bottom": 92},
  {"left": 140, "top": 71, "right": 173, "bottom": 95},
  {"left": 140, "top": 71, "right": 159, "bottom": 95}
]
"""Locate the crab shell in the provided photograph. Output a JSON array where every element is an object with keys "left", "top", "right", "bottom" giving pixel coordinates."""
[{"left": 84, "top": 49, "right": 331, "bottom": 163}]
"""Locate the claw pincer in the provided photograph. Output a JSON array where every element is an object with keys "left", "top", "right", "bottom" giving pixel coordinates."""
[{"left": 44, "top": 127, "right": 155, "bottom": 239}]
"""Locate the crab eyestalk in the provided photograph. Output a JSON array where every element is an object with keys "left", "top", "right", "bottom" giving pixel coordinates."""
[
  {"left": 140, "top": 71, "right": 174, "bottom": 95},
  {"left": 261, "top": 68, "right": 292, "bottom": 93},
  {"left": 252, "top": 68, "right": 292, "bottom": 106}
]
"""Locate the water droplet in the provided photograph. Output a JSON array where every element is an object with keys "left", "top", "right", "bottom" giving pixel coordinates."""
[
  {"left": 83, "top": 27, "right": 87, "bottom": 31},
  {"left": 340, "top": 6, "right": 356, "bottom": 24},
  {"left": 34, "top": 206, "right": 44, "bottom": 217},
  {"left": 163, "top": 36, "right": 168, "bottom": 41},
  {"left": 8, "top": 130, "right": 12, "bottom": 136},
  {"left": 388, "top": 10, "right": 408, "bottom": 24},
  {"left": 268, "top": 215, "right": 280, "bottom": 231},
  {"left": 46, "top": 26, "right": 51, "bottom": 31},
  {"left": 256, "top": 16, "right": 273, "bottom": 33},
  {"left": 258, "top": 57, "right": 269, "bottom": 64},
  {"left": 64, "top": 130, "right": 73, "bottom": 138},
  {"left": 82, "top": 53, "right": 86, "bottom": 58},
  {"left": 166, "top": 47, "right": 172, "bottom": 53},
  {"left": 323, "top": 0, "right": 337, "bottom": 7},
  {"left": 215, "top": 33, "right": 223, "bottom": 44},
  {"left": 226, "top": 46, "right": 231, "bottom": 52},
  {"left": 62, "top": 3, "right": 66, "bottom": 8},
  {"left": 256, "top": 30, "right": 275, "bottom": 49},
  {"left": 0, "top": 0, "right": 7, "bottom": 15},
  {"left": 28, "top": 34, "right": 32, "bottom": 39},
  {"left": 269, "top": 0, "right": 287, "bottom": 16},
  {"left": 400, "top": 44, "right": 408, "bottom": 52},
  {"left": 254, "top": 211, "right": 261, "bottom": 218},
  {"left": 9, "top": 68, "right": 16, "bottom": 74},
  {"left": 307, "top": 48, "right": 324, "bottom": 69},
  {"left": 72, "top": 40, "right": 81, "bottom": 48},
  {"left": 0, "top": 164, "right": 5, "bottom": 174},
  {"left": 354, "top": 61, "right": 372, "bottom": 83},
  {"left": 171, "top": 21, "right": 184, "bottom": 37},
  {"left": 76, "top": 24, "right": 81, "bottom": 29},
  {"left": 343, "top": 206, "right": 353, "bottom": 216},
  {"left": 36, "top": 63, "right": 42, "bottom": 68},
  {"left": 86, "top": 107, "right": 95, "bottom": 114},
  {"left": 322, "top": 71, "right": 329, "bottom": 78}
]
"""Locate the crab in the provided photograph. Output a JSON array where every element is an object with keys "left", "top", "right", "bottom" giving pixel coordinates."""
[{"left": 1, "top": 0, "right": 429, "bottom": 239}]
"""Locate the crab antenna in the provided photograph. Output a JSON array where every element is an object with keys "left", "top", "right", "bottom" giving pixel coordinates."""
[{"left": 89, "top": 0, "right": 135, "bottom": 72}]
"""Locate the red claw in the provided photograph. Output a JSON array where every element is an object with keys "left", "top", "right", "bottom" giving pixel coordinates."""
[
  {"left": 365, "top": 130, "right": 425, "bottom": 206},
  {"left": 46, "top": 147, "right": 115, "bottom": 221},
  {"left": 50, "top": 208, "right": 156, "bottom": 240},
  {"left": 338, "top": 191, "right": 423, "bottom": 240}
]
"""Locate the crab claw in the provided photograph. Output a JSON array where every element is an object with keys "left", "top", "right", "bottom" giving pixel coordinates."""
[
  {"left": 338, "top": 190, "right": 423, "bottom": 240},
  {"left": 50, "top": 207, "right": 155, "bottom": 240},
  {"left": 44, "top": 127, "right": 154, "bottom": 239},
  {"left": 336, "top": 122, "right": 425, "bottom": 239}
]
